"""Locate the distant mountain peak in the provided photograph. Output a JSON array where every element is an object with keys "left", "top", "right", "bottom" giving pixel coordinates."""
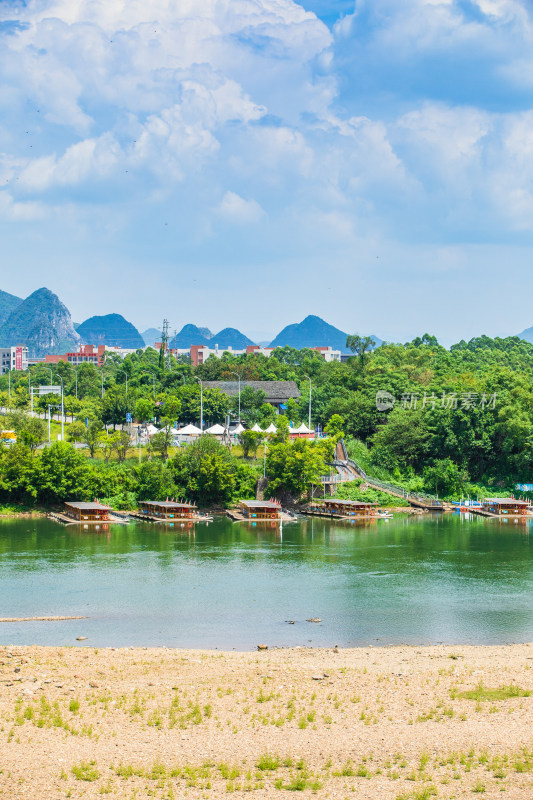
[
  {"left": 269, "top": 315, "right": 381, "bottom": 352},
  {"left": 77, "top": 313, "right": 144, "bottom": 349},
  {"left": 170, "top": 324, "right": 255, "bottom": 349},
  {"left": 0, "top": 289, "right": 23, "bottom": 327},
  {"left": 0, "top": 287, "right": 79, "bottom": 357}
]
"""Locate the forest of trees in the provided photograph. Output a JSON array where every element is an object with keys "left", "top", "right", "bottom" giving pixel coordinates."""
[{"left": 1, "top": 333, "right": 533, "bottom": 506}]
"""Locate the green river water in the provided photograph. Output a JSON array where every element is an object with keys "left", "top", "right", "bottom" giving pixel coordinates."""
[{"left": 0, "top": 513, "right": 531, "bottom": 649}]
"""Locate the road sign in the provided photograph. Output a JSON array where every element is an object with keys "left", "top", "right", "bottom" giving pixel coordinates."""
[
  {"left": 38, "top": 385, "right": 61, "bottom": 396},
  {"left": 126, "top": 412, "right": 132, "bottom": 423}
]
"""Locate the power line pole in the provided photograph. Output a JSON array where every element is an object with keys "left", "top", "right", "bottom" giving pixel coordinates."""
[{"left": 159, "top": 319, "right": 169, "bottom": 370}]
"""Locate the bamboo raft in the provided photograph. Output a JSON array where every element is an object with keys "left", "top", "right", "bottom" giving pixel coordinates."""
[
  {"left": 128, "top": 511, "right": 213, "bottom": 524},
  {"left": 48, "top": 512, "right": 128, "bottom": 526}
]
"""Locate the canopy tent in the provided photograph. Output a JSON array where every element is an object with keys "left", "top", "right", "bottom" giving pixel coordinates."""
[
  {"left": 204, "top": 423, "right": 226, "bottom": 436},
  {"left": 146, "top": 424, "right": 159, "bottom": 436},
  {"left": 250, "top": 423, "right": 264, "bottom": 432},
  {"left": 176, "top": 424, "right": 202, "bottom": 435},
  {"left": 232, "top": 423, "right": 245, "bottom": 435},
  {"left": 290, "top": 422, "right": 315, "bottom": 438},
  {"left": 169, "top": 428, "right": 180, "bottom": 435},
  {"left": 264, "top": 423, "right": 277, "bottom": 433}
]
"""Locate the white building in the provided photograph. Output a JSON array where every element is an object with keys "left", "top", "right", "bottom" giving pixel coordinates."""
[{"left": 0, "top": 346, "right": 29, "bottom": 375}]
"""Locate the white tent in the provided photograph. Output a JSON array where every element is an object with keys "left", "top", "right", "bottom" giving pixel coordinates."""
[
  {"left": 264, "top": 423, "right": 277, "bottom": 433},
  {"left": 204, "top": 423, "right": 226, "bottom": 436},
  {"left": 146, "top": 424, "right": 159, "bottom": 436},
  {"left": 169, "top": 428, "right": 180, "bottom": 435},
  {"left": 251, "top": 423, "right": 264, "bottom": 432},
  {"left": 290, "top": 423, "right": 314, "bottom": 436},
  {"left": 177, "top": 424, "right": 202, "bottom": 435},
  {"left": 232, "top": 423, "right": 245, "bottom": 435}
]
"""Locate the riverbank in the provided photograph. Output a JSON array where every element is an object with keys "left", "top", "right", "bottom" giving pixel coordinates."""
[
  {"left": 0, "top": 505, "right": 47, "bottom": 518},
  {"left": 1, "top": 644, "right": 533, "bottom": 799}
]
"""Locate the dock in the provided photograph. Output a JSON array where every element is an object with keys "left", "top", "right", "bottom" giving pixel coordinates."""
[
  {"left": 128, "top": 511, "right": 213, "bottom": 524},
  {"left": 227, "top": 509, "right": 294, "bottom": 523},
  {"left": 48, "top": 511, "right": 128, "bottom": 526}
]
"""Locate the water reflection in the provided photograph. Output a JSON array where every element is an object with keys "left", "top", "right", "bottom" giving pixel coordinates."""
[{"left": 0, "top": 514, "right": 531, "bottom": 648}]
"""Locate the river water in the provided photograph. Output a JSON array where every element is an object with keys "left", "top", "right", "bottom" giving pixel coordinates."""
[{"left": 0, "top": 514, "right": 532, "bottom": 649}]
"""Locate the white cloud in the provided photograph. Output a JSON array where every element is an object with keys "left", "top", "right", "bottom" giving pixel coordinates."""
[{"left": 218, "top": 191, "right": 265, "bottom": 223}]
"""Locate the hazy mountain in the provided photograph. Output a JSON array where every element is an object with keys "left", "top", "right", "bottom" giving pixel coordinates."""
[
  {"left": 142, "top": 328, "right": 162, "bottom": 348},
  {"left": 211, "top": 328, "right": 254, "bottom": 349},
  {"left": 170, "top": 324, "right": 212, "bottom": 348},
  {"left": 269, "top": 315, "right": 381, "bottom": 352},
  {"left": 0, "top": 287, "right": 79, "bottom": 357},
  {"left": 77, "top": 314, "right": 145, "bottom": 349},
  {"left": 518, "top": 326, "right": 533, "bottom": 344},
  {"left": 170, "top": 324, "right": 254, "bottom": 349},
  {"left": 0, "top": 289, "right": 23, "bottom": 326},
  {"left": 198, "top": 327, "right": 213, "bottom": 339}
]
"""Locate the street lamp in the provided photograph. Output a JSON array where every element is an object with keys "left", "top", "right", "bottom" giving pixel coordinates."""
[
  {"left": 74, "top": 367, "right": 78, "bottom": 400},
  {"left": 263, "top": 439, "right": 268, "bottom": 478},
  {"left": 7, "top": 368, "right": 10, "bottom": 397},
  {"left": 117, "top": 370, "right": 128, "bottom": 395},
  {"left": 229, "top": 371, "right": 241, "bottom": 423},
  {"left": 48, "top": 404, "right": 51, "bottom": 444},
  {"left": 304, "top": 374, "right": 312, "bottom": 431},
  {"left": 54, "top": 375, "right": 64, "bottom": 442},
  {"left": 148, "top": 372, "right": 156, "bottom": 399},
  {"left": 194, "top": 376, "right": 203, "bottom": 430},
  {"left": 100, "top": 370, "right": 105, "bottom": 398}
]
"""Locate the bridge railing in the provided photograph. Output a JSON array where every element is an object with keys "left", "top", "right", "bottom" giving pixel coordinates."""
[{"left": 333, "top": 441, "right": 443, "bottom": 508}]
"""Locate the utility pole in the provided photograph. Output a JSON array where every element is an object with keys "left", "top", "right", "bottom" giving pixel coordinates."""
[
  {"left": 48, "top": 404, "right": 51, "bottom": 444},
  {"left": 304, "top": 374, "right": 312, "bottom": 430},
  {"left": 230, "top": 372, "right": 241, "bottom": 422},
  {"left": 159, "top": 319, "right": 169, "bottom": 371},
  {"left": 195, "top": 376, "right": 203, "bottom": 430}
]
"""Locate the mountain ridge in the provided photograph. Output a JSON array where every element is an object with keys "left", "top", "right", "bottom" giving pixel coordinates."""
[
  {"left": 0, "top": 287, "right": 79, "bottom": 357},
  {"left": 77, "top": 314, "right": 145, "bottom": 349},
  {"left": 0, "top": 290, "right": 23, "bottom": 327},
  {"left": 269, "top": 314, "right": 381, "bottom": 352}
]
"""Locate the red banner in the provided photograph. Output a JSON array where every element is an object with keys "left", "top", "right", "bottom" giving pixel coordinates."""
[{"left": 15, "top": 347, "right": 23, "bottom": 371}]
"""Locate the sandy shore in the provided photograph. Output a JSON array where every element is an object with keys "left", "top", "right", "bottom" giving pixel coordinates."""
[{"left": 1, "top": 644, "right": 533, "bottom": 799}]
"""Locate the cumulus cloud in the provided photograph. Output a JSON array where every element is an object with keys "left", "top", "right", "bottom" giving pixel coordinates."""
[
  {"left": 218, "top": 191, "right": 265, "bottom": 223},
  {"left": 3, "top": 0, "right": 533, "bottom": 340}
]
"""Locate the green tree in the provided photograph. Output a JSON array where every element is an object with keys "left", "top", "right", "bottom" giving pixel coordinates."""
[
  {"left": 346, "top": 334, "right": 375, "bottom": 373},
  {"left": 324, "top": 414, "right": 345, "bottom": 442},
  {"left": 36, "top": 442, "right": 91, "bottom": 504},
  {"left": 111, "top": 430, "right": 131, "bottom": 463},
  {"left": 84, "top": 420, "right": 104, "bottom": 458},
  {"left": 423, "top": 458, "right": 469, "bottom": 497},
  {"left": 135, "top": 397, "right": 154, "bottom": 423},
  {"left": 266, "top": 439, "right": 329, "bottom": 500},
  {"left": 239, "top": 430, "right": 263, "bottom": 459},
  {"left": 67, "top": 420, "right": 86, "bottom": 443},
  {"left": 151, "top": 423, "right": 174, "bottom": 460}
]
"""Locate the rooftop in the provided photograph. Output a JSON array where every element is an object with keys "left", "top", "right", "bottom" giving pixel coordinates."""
[
  {"left": 484, "top": 498, "right": 530, "bottom": 505},
  {"left": 202, "top": 380, "right": 300, "bottom": 403},
  {"left": 140, "top": 500, "right": 196, "bottom": 509},
  {"left": 240, "top": 500, "right": 281, "bottom": 509},
  {"left": 324, "top": 499, "right": 377, "bottom": 507},
  {"left": 65, "top": 501, "right": 111, "bottom": 510}
]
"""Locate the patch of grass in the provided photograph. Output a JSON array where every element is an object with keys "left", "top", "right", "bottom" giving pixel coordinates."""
[
  {"left": 256, "top": 754, "right": 280, "bottom": 772},
  {"left": 459, "top": 684, "right": 531, "bottom": 702},
  {"left": 71, "top": 761, "right": 100, "bottom": 782}
]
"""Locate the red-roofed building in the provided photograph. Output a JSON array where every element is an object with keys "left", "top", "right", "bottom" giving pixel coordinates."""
[{"left": 45, "top": 344, "right": 106, "bottom": 366}]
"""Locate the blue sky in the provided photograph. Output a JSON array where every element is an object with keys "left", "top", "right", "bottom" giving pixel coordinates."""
[{"left": 1, "top": 0, "right": 533, "bottom": 345}]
